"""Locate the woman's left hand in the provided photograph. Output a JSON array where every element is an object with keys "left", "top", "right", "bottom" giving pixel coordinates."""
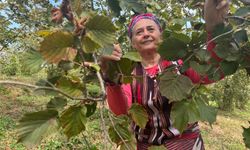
[{"left": 204, "top": 0, "right": 230, "bottom": 32}]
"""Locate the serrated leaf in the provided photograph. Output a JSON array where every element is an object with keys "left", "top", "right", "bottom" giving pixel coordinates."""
[
  {"left": 17, "top": 110, "right": 59, "bottom": 147},
  {"left": 108, "top": 124, "right": 132, "bottom": 145},
  {"left": 214, "top": 43, "right": 241, "bottom": 61},
  {"left": 39, "top": 31, "right": 75, "bottom": 64},
  {"left": 86, "top": 83, "right": 101, "bottom": 97},
  {"left": 148, "top": 145, "right": 166, "bottom": 150},
  {"left": 119, "top": 140, "right": 136, "bottom": 150},
  {"left": 128, "top": 103, "right": 148, "bottom": 128},
  {"left": 47, "top": 97, "right": 67, "bottom": 110},
  {"left": 36, "top": 30, "right": 53, "bottom": 37},
  {"left": 171, "top": 100, "right": 200, "bottom": 132},
  {"left": 220, "top": 61, "right": 239, "bottom": 76},
  {"left": 89, "top": 63, "right": 100, "bottom": 72},
  {"left": 81, "top": 34, "right": 101, "bottom": 53},
  {"left": 194, "top": 98, "right": 217, "bottom": 125},
  {"left": 85, "top": 102, "right": 97, "bottom": 117},
  {"left": 71, "top": 0, "right": 83, "bottom": 15},
  {"left": 243, "top": 122, "right": 250, "bottom": 148},
  {"left": 190, "top": 61, "right": 212, "bottom": 75},
  {"left": 212, "top": 24, "right": 232, "bottom": 42},
  {"left": 122, "top": 51, "right": 141, "bottom": 62},
  {"left": 22, "top": 49, "right": 45, "bottom": 73},
  {"left": 58, "top": 60, "right": 74, "bottom": 71},
  {"left": 100, "top": 44, "right": 114, "bottom": 56},
  {"left": 234, "top": 6, "right": 250, "bottom": 16},
  {"left": 107, "top": 0, "right": 122, "bottom": 16},
  {"left": 234, "top": 29, "right": 248, "bottom": 46},
  {"left": 159, "top": 72, "right": 194, "bottom": 102},
  {"left": 158, "top": 37, "right": 187, "bottom": 60},
  {"left": 118, "top": 58, "right": 137, "bottom": 75},
  {"left": 57, "top": 76, "right": 83, "bottom": 97},
  {"left": 60, "top": 105, "right": 87, "bottom": 138},
  {"left": 85, "top": 15, "right": 116, "bottom": 49},
  {"left": 119, "top": 0, "right": 146, "bottom": 13},
  {"left": 195, "top": 49, "right": 211, "bottom": 62},
  {"left": 172, "top": 32, "right": 191, "bottom": 44}
]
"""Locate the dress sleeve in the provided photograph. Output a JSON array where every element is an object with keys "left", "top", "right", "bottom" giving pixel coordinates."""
[
  {"left": 183, "top": 33, "right": 224, "bottom": 84},
  {"left": 106, "top": 84, "right": 132, "bottom": 115}
]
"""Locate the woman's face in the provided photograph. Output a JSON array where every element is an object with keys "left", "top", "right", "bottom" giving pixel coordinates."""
[{"left": 131, "top": 19, "right": 162, "bottom": 53}]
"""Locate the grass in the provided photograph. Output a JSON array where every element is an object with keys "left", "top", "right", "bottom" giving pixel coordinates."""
[
  {"left": 200, "top": 104, "right": 250, "bottom": 150},
  {"left": 0, "top": 74, "right": 249, "bottom": 150}
]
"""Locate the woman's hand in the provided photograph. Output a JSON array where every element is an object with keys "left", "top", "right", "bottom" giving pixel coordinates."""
[
  {"left": 100, "top": 44, "right": 123, "bottom": 74},
  {"left": 204, "top": 0, "right": 230, "bottom": 32}
]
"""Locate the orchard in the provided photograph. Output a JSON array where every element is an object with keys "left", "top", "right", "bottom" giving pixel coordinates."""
[{"left": 0, "top": 0, "right": 250, "bottom": 149}]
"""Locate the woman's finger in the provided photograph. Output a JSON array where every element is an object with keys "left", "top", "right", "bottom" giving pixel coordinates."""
[
  {"left": 113, "top": 44, "right": 122, "bottom": 53},
  {"left": 101, "top": 55, "right": 121, "bottom": 61},
  {"left": 216, "top": 0, "right": 230, "bottom": 10}
]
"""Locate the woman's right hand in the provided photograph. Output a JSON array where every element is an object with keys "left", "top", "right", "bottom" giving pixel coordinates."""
[{"left": 100, "top": 44, "right": 123, "bottom": 73}]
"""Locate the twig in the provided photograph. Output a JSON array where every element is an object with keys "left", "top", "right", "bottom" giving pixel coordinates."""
[
  {"left": 0, "top": 80, "right": 104, "bottom": 102},
  {"left": 108, "top": 112, "right": 131, "bottom": 150},
  {"left": 92, "top": 53, "right": 112, "bottom": 149}
]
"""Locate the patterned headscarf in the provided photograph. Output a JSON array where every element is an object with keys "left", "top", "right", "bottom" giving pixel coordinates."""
[{"left": 128, "top": 13, "right": 162, "bottom": 39}]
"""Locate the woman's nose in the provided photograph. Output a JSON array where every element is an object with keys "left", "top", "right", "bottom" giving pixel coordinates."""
[{"left": 142, "top": 30, "right": 150, "bottom": 38}]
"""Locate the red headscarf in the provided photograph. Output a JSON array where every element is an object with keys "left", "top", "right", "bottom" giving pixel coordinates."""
[{"left": 128, "top": 13, "right": 162, "bottom": 39}]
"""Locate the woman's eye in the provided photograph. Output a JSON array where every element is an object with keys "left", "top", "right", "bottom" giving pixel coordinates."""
[
  {"left": 136, "top": 31, "right": 142, "bottom": 35},
  {"left": 148, "top": 28, "right": 154, "bottom": 31}
]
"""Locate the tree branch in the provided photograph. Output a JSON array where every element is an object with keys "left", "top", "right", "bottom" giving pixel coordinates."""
[{"left": 0, "top": 80, "right": 104, "bottom": 102}]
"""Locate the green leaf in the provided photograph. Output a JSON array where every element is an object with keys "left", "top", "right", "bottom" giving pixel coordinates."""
[
  {"left": 47, "top": 97, "right": 67, "bottom": 110},
  {"left": 194, "top": 98, "right": 217, "bottom": 125},
  {"left": 108, "top": 124, "right": 132, "bottom": 145},
  {"left": 39, "top": 31, "right": 76, "bottom": 64},
  {"left": 148, "top": 145, "right": 166, "bottom": 150},
  {"left": 118, "top": 58, "right": 137, "bottom": 76},
  {"left": 212, "top": 24, "right": 232, "bottom": 42},
  {"left": 71, "top": 0, "right": 84, "bottom": 16},
  {"left": 100, "top": 44, "right": 114, "bottom": 56},
  {"left": 159, "top": 72, "right": 194, "bottom": 102},
  {"left": 22, "top": 49, "right": 45, "bottom": 73},
  {"left": 57, "top": 76, "right": 84, "bottom": 97},
  {"left": 189, "top": 61, "right": 212, "bottom": 75},
  {"left": 122, "top": 51, "right": 141, "bottom": 62},
  {"left": 85, "top": 15, "right": 116, "bottom": 49},
  {"left": 172, "top": 32, "right": 191, "bottom": 44},
  {"left": 119, "top": 0, "right": 146, "bottom": 13},
  {"left": 214, "top": 43, "right": 241, "bottom": 61},
  {"left": 107, "top": 0, "right": 122, "bottom": 16},
  {"left": 234, "top": 29, "right": 248, "bottom": 46},
  {"left": 195, "top": 49, "right": 211, "bottom": 62},
  {"left": 86, "top": 83, "right": 101, "bottom": 97},
  {"left": 171, "top": 100, "right": 200, "bottom": 132},
  {"left": 234, "top": 6, "right": 250, "bottom": 16},
  {"left": 60, "top": 105, "right": 87, "bottom": 138},
  {"left": 17, "top": 110, "right": 59, "bottom": 147},
  {"left": 58, "top": 60, "right": 74, "bottom": 71},
  {"left": 85, "top": 102, "right": 97, "bottom": 117},
  {"left": 81, "top": 34, "right": 101, "bottom": 53},
  {"left": 243, "top": 122, "right": 250, "bottom": 148},
  {"left": 158, "top": 37, "right": 187, "bottom": 60},
  {"left": 119, "top": 140, "right": 136, "bottom": 150},
  {"left": 220, "top": 61, "right": 239, "bottom": 76},
  {"left": 36, "top": 30, "right": 53, "bottom": 37},
  {"left": 128, "top": 103, "right": 148, "bottom": 128}
]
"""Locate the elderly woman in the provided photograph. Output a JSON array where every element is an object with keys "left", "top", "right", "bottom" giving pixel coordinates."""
[{"left": 102, "top": 0, "right": 229, "bottom": 149}]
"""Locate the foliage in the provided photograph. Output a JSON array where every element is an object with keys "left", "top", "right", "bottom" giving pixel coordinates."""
[
  {"left": 243, "top": 121, "right": 250, "bottom": 148},
  {"left": 209, "top": 70, "right": 250, "bottom": 111},
  {"left": 0, "top": 0, "right": 249, "bottom": 149}
]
